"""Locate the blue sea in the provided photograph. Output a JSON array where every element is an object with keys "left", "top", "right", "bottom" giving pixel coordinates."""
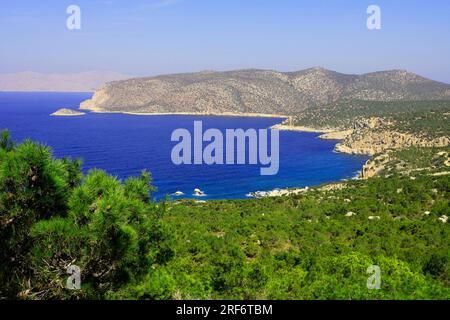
[{"left": 0, "top": 92, "right": 368, "bottom": 200}]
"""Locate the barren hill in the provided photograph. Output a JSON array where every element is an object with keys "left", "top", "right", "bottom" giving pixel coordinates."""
[{"left": 80, "top": 68, "right": 450, "bottom": 115}]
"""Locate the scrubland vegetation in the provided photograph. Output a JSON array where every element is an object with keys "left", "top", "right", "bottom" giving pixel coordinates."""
[
  {"left": 293, "top": 100, "right": 450, "bottom": 138},
  {"left": 0, "top": 130, "right": 448, "bottom": 300}
]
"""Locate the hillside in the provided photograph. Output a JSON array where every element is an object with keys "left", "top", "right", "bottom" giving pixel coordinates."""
[
  {"left": 162, "top": 146, "right": 450, "bottom": 299},
  {"left": 1, "top": 130, "right": 449, "bottom": 299},
  {"left": 291, "top": 100, "right": 450, "bottom": 132},
  {"left": 283, "top": 100, "right": 450, "bottom": 156},
  {"left": 0, "top": 71, "right": 130, "bottom": 92},
  {"left": 79, "top": 68, "right": 450, "bottom": 115}
]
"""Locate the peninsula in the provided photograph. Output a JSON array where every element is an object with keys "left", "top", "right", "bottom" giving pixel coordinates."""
[
  {"left": 79, "top": 68, "right": 450, "bottom": 157},
  {"left": 80, "top": 68, "right": 450, "bottom": 115}
]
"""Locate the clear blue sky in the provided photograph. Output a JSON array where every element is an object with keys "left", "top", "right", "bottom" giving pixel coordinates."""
[{"left": 1, "top": 0, "right": 449, "bottom": 82}]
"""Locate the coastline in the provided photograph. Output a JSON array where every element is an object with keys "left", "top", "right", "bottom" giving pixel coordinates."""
[
  {"left": 84, "top": 109, "right": 290, "bottom": 119},
  {"left": 81, "top": 108, "right": 368, "bottom": 198},
  {"left": 76, "top": 109, "right": 447, "bottom": 198},
  {"left": 270, "top": 124, "right": 336, "bottom": 133},
  {"left": 85, "top": 108, "right": 345, "bottom": 135},
  {"left": 256, "top": 122, "right": 370, "bottom": 198}
]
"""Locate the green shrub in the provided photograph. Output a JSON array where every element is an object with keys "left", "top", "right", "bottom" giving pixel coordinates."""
[{"left": 0, "top": 131, "right": 172, "bottom": 299}]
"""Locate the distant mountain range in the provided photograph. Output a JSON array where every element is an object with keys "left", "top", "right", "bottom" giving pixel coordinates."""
[
  {"left": 0, "top": 71, "right": 130, "bottom": 92},
  {"left": 80, "top": 68, "right": 450, "bottom": 115}
]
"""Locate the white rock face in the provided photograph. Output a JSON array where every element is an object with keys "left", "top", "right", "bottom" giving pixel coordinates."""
[
  {"left": 336, "top": 127, "right": 449, "bottom": 157},
  {"left": 247, "top": 186, "right": 309, "bottom": 198},
  {"left": 193, "top": 188, "right": 206, "bottom": 197},
  {"left": 438, "top": 215, "right": 448, "bottom": 223}
]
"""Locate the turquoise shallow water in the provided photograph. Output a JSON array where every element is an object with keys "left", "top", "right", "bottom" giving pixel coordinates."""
[{"left": 0, "top": 92, "right": 368, "bottom": 200}]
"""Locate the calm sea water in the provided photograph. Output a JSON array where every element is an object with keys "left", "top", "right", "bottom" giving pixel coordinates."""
[{"left": 0, "top": 92, "right": 368, "bottom": 200}]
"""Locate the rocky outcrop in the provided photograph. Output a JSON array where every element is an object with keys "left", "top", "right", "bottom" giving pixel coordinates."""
[
  {"left": 247, "top": 187, "right": 309, "bottom": 198},
  {"left": 335, "top": 129, "right": 449, "bottom": 156},
  {"left": 80, "top": 68, "right": 450, "bottom": 115},
  {"left": 80, "top": 88, "right": 111, "bottom": 112},
  {"left": 276, "top": 115, "right": 449, "bottom": 157},
  {"left": 360, "top": 153, "right": 391, "bottom": 178}
]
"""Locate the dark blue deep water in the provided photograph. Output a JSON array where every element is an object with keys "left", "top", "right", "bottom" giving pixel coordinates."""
[{"left": 0, "top": 92, "right": 368, "bottom": 200}]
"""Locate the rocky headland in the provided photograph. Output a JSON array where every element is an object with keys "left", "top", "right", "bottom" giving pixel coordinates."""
[{"left": 79, "top": 68, "right": 450, "bottom": 115}]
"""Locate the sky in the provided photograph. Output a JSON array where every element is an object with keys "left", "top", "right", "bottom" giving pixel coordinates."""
[{"left": 1, "top": 0, "right": 449, "bottom": 83}]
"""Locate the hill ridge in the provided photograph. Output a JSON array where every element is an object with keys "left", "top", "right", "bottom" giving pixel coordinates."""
[{"left": 80, "top": 68, "right": 450, "bottom": 115}]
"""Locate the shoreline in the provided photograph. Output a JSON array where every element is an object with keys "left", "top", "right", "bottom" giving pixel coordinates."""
[
  {"left": 270, "top": 124, "right": 337, "bottom": 133},
  {"left": 83, "top": 109, "right": 290, "bottom": 119},
  {"left": 84, "top": 108, "right": 347, "bottom": 136},
  {"left": 80, "top": 108, "right": 371, "bottom": 198}
]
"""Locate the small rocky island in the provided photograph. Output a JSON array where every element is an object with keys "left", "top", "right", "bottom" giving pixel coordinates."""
[{"left": 50, "top": 108, "right": 86, "bottom": 116}]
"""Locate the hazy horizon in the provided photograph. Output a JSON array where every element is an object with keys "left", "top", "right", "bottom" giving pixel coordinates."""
[{"left": 1, "top": 67, "right": 450, "bottom": 85}]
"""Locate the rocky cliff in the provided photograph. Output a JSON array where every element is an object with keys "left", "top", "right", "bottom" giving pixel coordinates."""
[
  {"left": 80, "top": 68, "right": 450, "bottom": 115},
  {"left": 335, "top": 129, "right": 449, "bottom": 156},
  {"left": 331, "top": 114, "right": 449, "bottom": 156}
]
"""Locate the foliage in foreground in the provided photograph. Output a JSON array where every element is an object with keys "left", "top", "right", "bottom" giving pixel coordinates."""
[
  {"left": 0, "top": 130, "right": 449, "bottom": 300},
  {"left": 0, "top": 131, "right": 171, "bottom": 299}
]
